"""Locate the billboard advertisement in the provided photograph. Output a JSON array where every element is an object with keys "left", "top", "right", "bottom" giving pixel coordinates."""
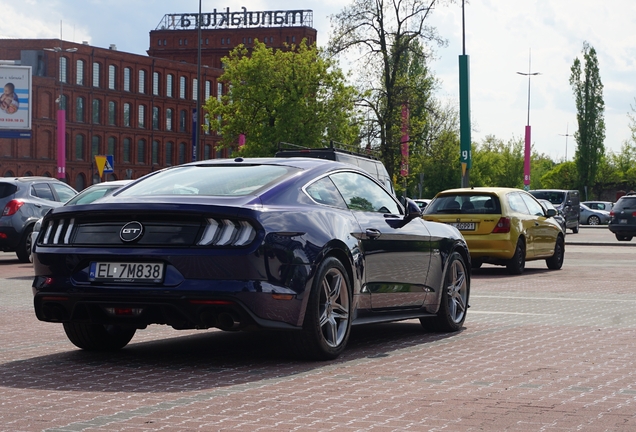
[{"left": 0, "top": 65, "right": 32, "bottom": 130}]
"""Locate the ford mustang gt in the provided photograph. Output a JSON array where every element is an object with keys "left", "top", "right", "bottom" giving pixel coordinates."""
[{"left": 32, "top": 157, "right": 470, "bottom": 360}]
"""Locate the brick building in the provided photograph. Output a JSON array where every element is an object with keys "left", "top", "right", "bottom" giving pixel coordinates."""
[{"left": 0, "top": 8, "right": 317, "bottom": 190}]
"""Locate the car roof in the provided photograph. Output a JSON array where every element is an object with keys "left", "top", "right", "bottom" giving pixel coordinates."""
[
  {"left": 1, "top": 177, "right": 63, "bottom": 184},
  {"left": 435, "top": 187, "right": 527, "bottom": 196}
]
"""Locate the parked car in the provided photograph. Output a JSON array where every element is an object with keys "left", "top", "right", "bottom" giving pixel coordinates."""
[
  {"left": 582, "top": 201, "right": 614, "bottom": 212},
  {"left": 579, "top": 203, "right": 610, "bottom": 225},
  {"left": 413, "top": 199, "right": 432, "bottom": 210},
  {"left": 423, "top": 187, "right": 565, "bottom": 275},
  {"left": 538, "top": 199, "right": 566, "bottom": 233},
  {"left": 1, "top": 177, "right": 76, "bottom": 262},
  {"left": 30, "top": 180, "right": 133, "bottom": 261},
  {"left": 529, "top": 189, "right": 580, "bottom": 233},
  {"left": 32, "top": 158, "right": 470, "bottom": 360},
  {"left": 608, "top": 193, "right": 636, "bottom": 241}
]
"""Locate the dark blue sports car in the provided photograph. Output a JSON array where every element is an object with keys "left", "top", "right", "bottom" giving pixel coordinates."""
[{"left": 32, "top": 157, "right": 470, "bottom": 360}]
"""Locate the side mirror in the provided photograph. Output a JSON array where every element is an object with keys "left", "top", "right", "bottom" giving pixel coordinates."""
[
  {"left": 546, "top": 208, "right": 557, "bottom": 217},
  {"left": 404, "top": 198, "right": 422, "bottom": 221}
]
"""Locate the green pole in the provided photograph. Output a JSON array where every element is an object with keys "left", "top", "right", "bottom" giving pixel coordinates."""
[{"left": 459, "top": 54, "right": 471, "bottom": 188}]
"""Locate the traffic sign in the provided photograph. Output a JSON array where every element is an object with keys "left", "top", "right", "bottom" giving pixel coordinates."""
[
  {"left": 94, "top": 155, "right": 106, "bottom": 178},
  {"left": 104, "top": 155, "right": 114, "bottom": 173}
]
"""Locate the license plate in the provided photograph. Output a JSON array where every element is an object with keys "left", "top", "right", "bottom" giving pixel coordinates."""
[
  {"left": 620, "top": 219, "right": 627, "bottom": 224},
  {"left": 448, "top": 222, "right": 476, "bottom": 231},
  {"left": 89, "top": 262, "right": 164, "bottom": 283}
]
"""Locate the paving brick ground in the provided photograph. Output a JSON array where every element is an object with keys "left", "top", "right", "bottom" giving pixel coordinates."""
[{"left": 1, "top": 227, "right": 635, "bottom": 431}]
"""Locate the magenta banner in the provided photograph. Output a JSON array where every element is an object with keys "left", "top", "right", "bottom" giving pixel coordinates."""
[
  {"left": 524, "top": 125, "right": 531, "bottom": 188},
  {"left": 57, "top": 109, "right": 66, "bottom": 179}
]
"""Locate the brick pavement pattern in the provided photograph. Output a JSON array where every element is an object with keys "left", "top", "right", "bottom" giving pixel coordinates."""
[{"left": 1, "top": 242, "right": 635, "bottom": 431}]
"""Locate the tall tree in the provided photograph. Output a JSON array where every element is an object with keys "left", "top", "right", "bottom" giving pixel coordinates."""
[
  {"left": 329, "top": 0, "right": 447, "bottom": 179},
  {"left": 204, "top": 40, "right": 359, "bottom": 157},
  {"left": 569, "top": 41, "right": 605, "bottom": 194}
]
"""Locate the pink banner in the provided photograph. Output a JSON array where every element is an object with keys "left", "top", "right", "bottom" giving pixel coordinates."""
[
  {"left": 400, "top": 104, "right": 409, "bottom": 177},
  {"left": 524, "top": 125, "right": 531, "bottom": 187},
  {"left": 57, "top": 109, "right": 66, "bottom": 180},
  {"left": 238, "top": 133, "right": 246, "bottom": 147}
]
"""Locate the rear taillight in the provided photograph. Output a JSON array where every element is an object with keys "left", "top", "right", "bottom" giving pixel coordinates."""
[
  {"left": 610, "top": 211, "right": 614, "bottom": 216},
  {"left": 492, "top": 217, "right": 511, "bottom": 233},
  {"left": 2, "top": 199, "right": 24, "bottom": 216}
]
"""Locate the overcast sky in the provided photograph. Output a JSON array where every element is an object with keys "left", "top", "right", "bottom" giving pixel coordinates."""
[{"left": 4, "top": 0, "right": 636, "bottom": 162}]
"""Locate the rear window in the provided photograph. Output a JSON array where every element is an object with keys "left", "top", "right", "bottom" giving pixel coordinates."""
[
  {"left": 614, "top": 197, "right": 636, "bottom": 211},
  {"left": 424, "top": 194, "right": 502, "bottom": 214},
  {"left": 118, "top": 164, "right": 299, "bottom": 197},
  {"left": 0, "top": 182, "right": 17, "bottom": 199},
  {"left": 530, "top": 191, "right": 566, "bottom": 205}
]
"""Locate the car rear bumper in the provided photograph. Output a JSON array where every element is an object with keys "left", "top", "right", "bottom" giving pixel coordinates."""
[
  {"left": 463, "top": 234, "right": 515, "bottom": 260},
  {"left": 0, "top": 226, "right": 20, "bottom": 251},
  {"left": 608, "top": 224, "right": 636, "bottom": 236}
]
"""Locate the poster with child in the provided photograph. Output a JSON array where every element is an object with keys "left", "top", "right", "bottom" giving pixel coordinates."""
[{"left": 0, "top": 65, "right": 32, "bottom": 130}]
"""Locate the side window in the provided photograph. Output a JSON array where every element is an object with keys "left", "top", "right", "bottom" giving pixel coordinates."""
[
  {"left": 330, "top": 172, "right": 401, "bottom": 214},
  {"left": 305, "top": 176, "right": 347, "bottom": 209},
  {"left": 507, "top": 192, "right": 530, "bottom": 215},
  {"left": 51, "top": 183, "right": 77, "bottom": 202},
  {"left": 31, "top": 183, "right": 56, "bottom": 201},
  {"left": 520, "top": 193, "right": 545, "bottom": 216}
]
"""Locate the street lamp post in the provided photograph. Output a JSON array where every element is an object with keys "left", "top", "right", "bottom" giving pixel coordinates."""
[
  {"left": 196, "top": 0, "right": 202, "bottom": 161},
  {"left": 559, "top": 124, "right": 574, "bottom": 161},
  {"left": 44, "top": 43, "right": 77, "bottom": 182},
  {"left": 516, "top": 50, "right": 540, "bottom": 191}
]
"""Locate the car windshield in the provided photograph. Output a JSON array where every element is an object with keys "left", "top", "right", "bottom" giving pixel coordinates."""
[
  {"left": 118, "top": 164, "right": 299, "bottom": 197},
  {"left": 0, "top": 182, "right": 17, "bottom": 199},
  {"left": 65, "top": 186, "right": 122, "bottom": 205},
  {"left": 614, "top": 197, "right": 636, "bottom": 211},
  {"left": 530, "top": 191, "right": 566, "bottom": 205},
  {"left": 425, "top": 194, "right": 501, "bottom": 214}
]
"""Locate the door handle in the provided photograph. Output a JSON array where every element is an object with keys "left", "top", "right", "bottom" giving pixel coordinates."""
[{"left": 365, "top": 228, "right": 381, "bottom": 239}]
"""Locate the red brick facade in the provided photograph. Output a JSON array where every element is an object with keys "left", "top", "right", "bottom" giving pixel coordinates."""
[{"left": 0, "top": 20, "right": 316, "bottom": 190}]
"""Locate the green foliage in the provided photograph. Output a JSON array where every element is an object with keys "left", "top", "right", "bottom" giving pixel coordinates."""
[
  {"left": 469, "top": 136, "right": 524, "bottom": 188},
  {"left": 570, "top": 41, "right": 606, "bottom": 190},
  {"left": 540, "top": 162, "right": 578, "bottom": 190},
  {"left": 204, "top": 40, "right": 360, "bottom": 157},
  {"left": 329, "top": 0, "right": 446, "bottom": 179}
]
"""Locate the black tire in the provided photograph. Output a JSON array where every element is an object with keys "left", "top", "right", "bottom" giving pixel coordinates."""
[
  {"left": 63, "top": 322, "right": 136, "bottom": 351},
  {"left": 616, "top": 234, "right": 633, "bottom": 241},
  {"left": 15, "top": 225, "right": 33, "bottom": 263},
  {"left": 292, "top": 257, "right": 352, "bottom": 360},
  {"left": 420, "top": 251, "right": 469, "bottom": 332},
  {"left": 546, "top": 235, "right": 565, "bottom": 270},
  {"left": 571, "top": 222, "right": 579, "bottom": 234},
  {"left": 506, "top": 238, "right": 526, "bottom": 275},
  {"left": 587, "top": 216, "right": 601, "bottom": 225}
]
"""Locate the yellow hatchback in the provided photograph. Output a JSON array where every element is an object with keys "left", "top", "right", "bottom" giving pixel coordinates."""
[{"left": 423, "top": 187, "right": 565, "bottom": 274}]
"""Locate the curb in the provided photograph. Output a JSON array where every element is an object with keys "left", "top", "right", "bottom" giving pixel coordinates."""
[{"left": 565, "top": 241, "right": 636, "bottom": 247}]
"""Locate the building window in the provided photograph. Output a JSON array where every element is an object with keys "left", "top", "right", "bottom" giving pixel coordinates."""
[
  {"left": 205, "top": 81, "right": 211, "bottom": 100},
  {"left": 179, "top": 76, "right": 186, "bottom": 99},
  {"left": 205, "top": 38, "right": 209, "bottom": 45},
  {"left": 158, "top": 39, "right": 162, "bottom": 46},
  {"left": 179, "top": 109, "right": 187, "bottom": 132},
  {"left": 76, "top": 60, "right": 84, "bottom": 85},
  {"left": 179, "top": 39, "right": 182, "bottom": 46},
  {"left": 178, "top": 142, "right": 186, "bottom": 165},
  {"left": 138, "top": 104, "right": 145, "bottom": 128},
  {"left": 153, "top": 72, "right": 160, "bottom": 96},
  {"left": 166, "top": 108, "right": 173, "bottom": 131},
  {"left": 221, "top": 38, "right": 225, "bottom": 45},
  {"left": 167, "top": 74, "right": 174, "bottom": 97},
  {"left": 227, "top": 38, "right": 230, "bottom": 44},
  {"left": 91, "top": 136, "right": 100, "bottom": 158},
  {"left": 59, "top": 57, "right": 68, "bottom": 83},
  {"left": 185, "top": 39, "right": 188, "bottom": 46},
  {"left": 242, "top": 37, "right": 246, "bottom": 44},
  {"left": 123, "top": 103, "right": 131, "bottom": 127},
  {"left": 92, "top": 99, "right": 101, "bottom": 124},
  {"left": 92, "top": 62, "right": 100, "bottom": 88},
  {"left": 123, "top": 138, "right": 131, "bottom": 162},
  {"left": 152, "top": 106, "right": 160, "bottom": 130},
  {"left": 217, "top": 82, "right": 223, "bottom": 100},
  {"left": 108, "top": 101, "right": 116, "bottom": 126},
  {"left": 107, "top": 137, "right": 116, "bottom": 156},
  {"left": 164, "top": 39, "right": 167, "bottom": 45},
  {"left": 108, "top": 65, "right": 116, "bottom": 90},
  {"left": 75, "top": 135, "right": 85, "bottom": 160},
  {"left": 75, "top": 97, "right": 85, "bottom": 122},
  {"left": 248, "top": 37, "right": 252, "bottom": 44},
  {"left": 152, "top": 140, "right": 159, "bottom": 165},
  {"left": 124, "top": 67, "right": 131, "bottom": 92},
  {"left": 59, "top": 94, "right": 67, "bottom": 111},
  {"left": 192, "top": 78, "right": 198, "bottom": 101},
  {"left": 204, "top": 145, "right": 211, "bottom": 160},
  {"left": 166, "top": 142, "right": 173, "bottom": 166},
  {"left": 137, "top": 139, "right": 146, "bottom": 164},
  {"left": 75, "top": 173, "right": 86, "bottom": 191},
  {"left": 292, "top": 36, "right": 296, "bottom": 43},
  {"left": 138, "top": 70, "right": 146, "bottom": 94}
]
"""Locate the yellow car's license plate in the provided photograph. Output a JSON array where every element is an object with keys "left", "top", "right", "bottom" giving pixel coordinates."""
[{"left": 448, "top": 222, "right": 476, "bottom": 231}]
